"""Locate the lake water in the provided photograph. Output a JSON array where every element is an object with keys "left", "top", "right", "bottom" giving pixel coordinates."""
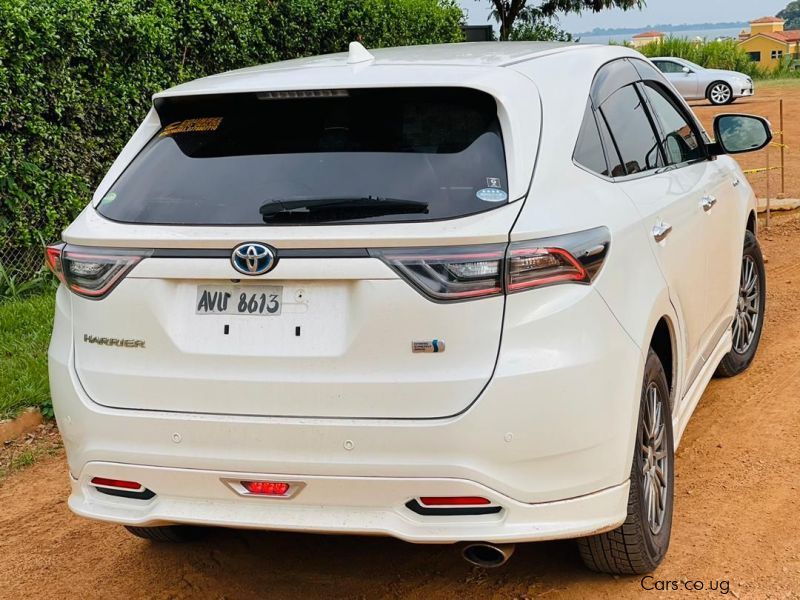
[{"left": 577, "top": 27, "right": 745, "bottom": 45}]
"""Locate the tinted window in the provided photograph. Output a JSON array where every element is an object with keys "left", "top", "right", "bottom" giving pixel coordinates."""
[
  {"left": 574, "top": 102, "right": 608, "bottom": 175},
  {"left": 653, "top": 60, "right": 683, "bottom": 74},
  {"left": 599, "top": 85, "right": 663, "bottom": 175},
  {"left": 642, "top": 83, "right": 705, "bottom": 165},
  {"left": 596, "top": 111, "right": 626, "bottom": 177},
  {"left": 591, "top": 58, "right": 640, "bottom": 106},
  {"left": 630, "top": 58, "right": 667, "bottom": 83},
  {"left": 98, "top": 88, "right": 508, "bottom": 225}
]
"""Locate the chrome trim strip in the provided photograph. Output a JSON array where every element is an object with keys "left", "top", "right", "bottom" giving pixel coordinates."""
[{"left": 152, "top": 248, "right": 370, "bottom": 259}]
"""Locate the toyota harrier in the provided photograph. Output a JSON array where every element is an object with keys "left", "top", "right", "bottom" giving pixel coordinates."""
[{"left": 46, "top": 42, "right": 770, "bottom": 574}]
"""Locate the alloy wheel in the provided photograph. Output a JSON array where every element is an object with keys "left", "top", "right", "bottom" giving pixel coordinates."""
[
  {"left": 710, "top": 83, "right": 732, "bottom": 105},
  {"left": 641, "top": 382, "right": 668, "bottom": 535},
  {"left": 733, "top": 254, "right": 760, "bottom": 354}
]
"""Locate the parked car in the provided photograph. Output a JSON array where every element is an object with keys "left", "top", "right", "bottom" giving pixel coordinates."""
[
  {"left": 651, "top": 56, "right": 754, "bottom": 105},
  {"left": 46, "top": 42, "right": 771, "bottom": 575}
]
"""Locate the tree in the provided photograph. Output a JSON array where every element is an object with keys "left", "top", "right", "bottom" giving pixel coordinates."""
[
  {"left": 777, "top": 1, "right": 800, "bottom": 30},
  {"left": 509, "top": 20, "right": 573, "bottom": 41},
  {"left": 486, "top": 0, "right": 646, "bottom": 41}
]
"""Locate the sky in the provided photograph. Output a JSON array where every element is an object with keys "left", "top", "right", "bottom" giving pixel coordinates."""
[{"left": 457, "top": 0, "right": 791, "bottom": 33}]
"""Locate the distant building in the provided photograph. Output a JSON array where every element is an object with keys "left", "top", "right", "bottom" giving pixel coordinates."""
[
  {"left": 738, "top": 16, "right": 800, "bottom": 69},
  {"left": 630, "top": 31, "right": 665, "bottom": 48}
]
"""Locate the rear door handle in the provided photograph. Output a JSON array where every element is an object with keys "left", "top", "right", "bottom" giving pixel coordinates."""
[
  {"left": 652, "top": 220, "right": 673, "bottom": 243},
  {"left": 701, "top": 194, "right": 718, "bottom": 212}
]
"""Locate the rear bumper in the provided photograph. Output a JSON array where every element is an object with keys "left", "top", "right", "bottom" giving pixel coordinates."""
[
  {"left": 70, "top": 463, "right": 629, "bottom": 543},
  {"left": 50, "top": 284, "right": 644, "bottom": 543}
]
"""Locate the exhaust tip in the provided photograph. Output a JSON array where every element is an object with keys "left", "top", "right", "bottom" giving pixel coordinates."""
[{"left": 462, "top": 543, "right": 515, "bottom": 568}]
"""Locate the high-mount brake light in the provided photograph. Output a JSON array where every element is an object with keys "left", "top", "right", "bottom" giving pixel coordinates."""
[
  {"left": 44, "top": 243, "right": 66, "bottom": 283},
  {"left": 257, "top": 89, "right": 349, "bottom": 100},
  {"left": 60, "top": 246, "right": 151, "bottom": 300}
]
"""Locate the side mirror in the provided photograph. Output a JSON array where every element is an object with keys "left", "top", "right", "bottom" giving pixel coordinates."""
[
  {"left": 682, "top": 66, "right": 691, "bottom": 74},
  {"left": 712, "top": 114, "right": 772, "bottom": 155}
]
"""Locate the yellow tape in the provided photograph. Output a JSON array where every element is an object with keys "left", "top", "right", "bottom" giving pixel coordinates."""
[{"left": 743, "top": 166, "right": 782, "bottom": 175}]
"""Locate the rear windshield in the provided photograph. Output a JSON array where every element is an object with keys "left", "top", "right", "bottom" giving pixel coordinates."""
[{"left": 97, "top": 88, "right": 509, "bottom": 225}]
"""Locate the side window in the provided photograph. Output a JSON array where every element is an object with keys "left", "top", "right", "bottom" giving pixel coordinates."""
[
  {"left": 598, "top": 85, "right": 663, "bottom": 175},
  {"left": 596, "top": 111, "right": 625, "bottom": 177},
  {"left": 574, "top": 101, "right": 609, "bottom": 176},
  {"left": 642, "top": 82, "right": 705, "bottom": 165},
  {"left": 654, "top": 61, "right": 680, "bottom": 74}
]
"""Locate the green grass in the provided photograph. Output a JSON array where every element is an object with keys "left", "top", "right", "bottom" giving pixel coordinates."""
[
  {"left": 0, "top": 436, "right": 62, "bottom": 480},
  {"left": 0, "top": 292, "right": 55, "bottom": 419},
  {"left": 756, "top": 78, "right": 800, "bottom": 89}
]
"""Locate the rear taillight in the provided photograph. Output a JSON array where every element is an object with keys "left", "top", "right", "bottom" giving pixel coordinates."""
[
  {"left": 45, "top": 243, "right": 66, "bottom": 283},
  {"left": 60, "top": 246, "right": 151, "bottom": 300},
  {"left": 370, "top": 244, "right": 506, "bottom": 301},
  {"left": 506, "top": 227, "right": 609, "bottom": 293},
  {"left": 372, "top": 227, "right": 609, "bottom": 301}
]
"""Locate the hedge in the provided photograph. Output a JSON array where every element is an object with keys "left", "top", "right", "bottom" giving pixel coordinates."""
[
  {"left": 0, "top": 0, "right": 464, "bottom": 251},
  {"left": 635, "top": 37, "right": 800, "bottom": 81}
]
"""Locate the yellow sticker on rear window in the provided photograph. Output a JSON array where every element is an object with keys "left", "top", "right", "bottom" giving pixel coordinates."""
[{"left": 159, "top": 117, "right": 223, "bottom": 137}]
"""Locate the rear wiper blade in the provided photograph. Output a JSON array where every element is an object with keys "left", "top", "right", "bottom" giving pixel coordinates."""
[{"left": 259, "top": 196, "right": 429, "bottom": 219}]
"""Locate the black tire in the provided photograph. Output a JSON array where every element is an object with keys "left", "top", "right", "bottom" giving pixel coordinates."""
[
  {"left": 124, "top": 525, "right": 201, "bottom": 542},
  {"left": 577, "top": 349, "right": 674, "bottom": 575},
  {"left": 707, "top": 81, "right": 734, "bottom": 105},
  {"left": 715, "top": 230, "right": 766, "bottom": 378}
]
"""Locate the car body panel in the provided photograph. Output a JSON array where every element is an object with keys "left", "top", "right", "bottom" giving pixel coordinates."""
[
  {"left": 71, "top": 266, "right": 509, "bottom": 419},
  {"left": 52, "top": 279, "right": 644, "bottom": 504},
  {"left": 616, "top": 163, "right": 717, "bottom": 392},
  {"left": 703, "top": 157, "right": 750, "bottom": 339}
]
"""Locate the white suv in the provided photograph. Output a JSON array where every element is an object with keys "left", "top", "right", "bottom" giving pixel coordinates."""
[{"left": 46, "top": 42, "right": 770, "bottom": 574}]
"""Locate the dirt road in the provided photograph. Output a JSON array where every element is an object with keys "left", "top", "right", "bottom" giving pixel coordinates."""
[{"left": 2, "top": 220, "right": 800, "bottom": 599}]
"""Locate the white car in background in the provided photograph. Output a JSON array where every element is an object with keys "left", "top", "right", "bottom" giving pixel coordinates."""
[
  {"left": 47, "top": 42, "right": 771, "bottom": 575},
  {"left": 651, "top": 56, "right": 755, "bottom": 105}
]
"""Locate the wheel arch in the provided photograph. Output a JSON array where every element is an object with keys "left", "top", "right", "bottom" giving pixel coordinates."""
[
  {"left": 648, "top": 316, "right": 677, "bottom": 411},
  {"left": 746, "top": 210, "right": 757, "bottom": 237},
  {"left": 615, "top": 292, "right": 681, "bottom": 481}
]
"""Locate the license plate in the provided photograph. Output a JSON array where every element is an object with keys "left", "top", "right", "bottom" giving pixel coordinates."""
[{"left": 196, "top": 286, "right": 282, "bottom": 316}]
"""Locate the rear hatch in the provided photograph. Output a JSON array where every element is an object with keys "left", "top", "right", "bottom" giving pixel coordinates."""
[{"left": 67, "top": 86, "right": 528, "bottom": 419}]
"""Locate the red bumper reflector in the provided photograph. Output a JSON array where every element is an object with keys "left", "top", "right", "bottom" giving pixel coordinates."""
[
  {"left": 90, "top": 477, "right": 143, "bottom": 490},
  {"left": 241, "top": 481, "right": 291, "bottom": 496},
  {"left": 419, "top": 496, "right": 491, "bottom": 506}
]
